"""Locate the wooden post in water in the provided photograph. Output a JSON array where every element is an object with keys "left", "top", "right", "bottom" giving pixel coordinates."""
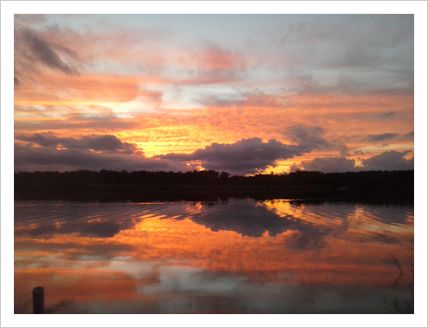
[{"left": 32, "top": 286, "right": 44, "bottom": 314}]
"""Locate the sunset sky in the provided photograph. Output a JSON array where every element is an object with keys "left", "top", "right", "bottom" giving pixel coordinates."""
[{"left": 14, "top": 14, "right": 414, "bottom": 174}]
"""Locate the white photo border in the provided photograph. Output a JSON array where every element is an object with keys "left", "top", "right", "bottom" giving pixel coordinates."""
[{"left": 1, "top": 1, "right": 427, "bottom": 327}]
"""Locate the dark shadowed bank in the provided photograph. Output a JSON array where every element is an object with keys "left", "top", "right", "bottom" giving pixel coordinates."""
[{"left": 15, "top": 170, "right": 413, "bottom": 203}]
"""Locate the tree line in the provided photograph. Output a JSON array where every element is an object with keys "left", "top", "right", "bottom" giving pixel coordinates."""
[
  {"left": 15, "top": 169, "right": 413, "bottom": 188},
  {"left": 15, "top": 170, "right": 413, "bottom": 203}
]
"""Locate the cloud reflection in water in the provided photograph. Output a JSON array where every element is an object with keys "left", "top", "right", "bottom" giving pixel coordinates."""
[{"left": 14, "top": 199, "right": 413, "bottom": 313}]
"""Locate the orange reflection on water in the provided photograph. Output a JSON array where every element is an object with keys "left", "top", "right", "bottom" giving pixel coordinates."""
[{"left": 15, "top": 200, "right": 413, "bottom": 314}]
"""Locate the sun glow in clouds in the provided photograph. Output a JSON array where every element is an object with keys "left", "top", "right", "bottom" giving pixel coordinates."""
[{"left": 14, "top": 14, "right": 414, "bottom": 174}]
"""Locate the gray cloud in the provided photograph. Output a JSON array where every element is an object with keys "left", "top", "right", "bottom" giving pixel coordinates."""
[
  {"left": 293, "top": 157, "right": 357, "bottom": 173},
  {"left": 403, "top": 131, "right": 414, "bottom": 140},
  {"left": 17, "top": 133, "right": 138, "bottom": 154},
  {"left": 15, "top": 144, "right": 182, "bottom": 172},
  {"left": 14, "top": 27, "right": 80, "bottom": 85},
  {"left": 15, "top": 133, "right": 184, "bottom": 172},
  {"left": 366, "top": 131, "right": 413, "bottom": 143},
  {"left": 293, "top": 150, "right": 413, "bottom": 173},
  {"left": 196, "top": 90, "right": 284, "bottom": 108},
  {"left": 160, "top": 125, "right": 336, "bottom": 174},
  {"left": 15, "top": 130, "right": 414, "bottom": 174},
  {"left": 15, "top": 110, "right": 139, "bottom": 132},
  {"left": 15, "top": 14, "right": 47, "bottom": 26},
  {"left": 16, "top": 125, "right": 331, "bottom": 174},
  {"left": 19, "top": 28, "right": 79, "bottom": 75},
  {"left": 285, "top": 125, "right": 349, "bottom": 157},
  {"left": 162, "top": 138, "right": 294, "bottom": 174},
  {"left": 249, "top": 15, "right": 414, "bottom": 94},
  {"left": 362, "top": 151, "right": 413, "bottom": 171},
  {"left": 367, "top": 133, "right": 399, "bottom": 142},
  {"left": 15, "top": 130, "right": 325, "bottom": 174},
  {"left": 285, "top": 125, "right": 330, "bottom": 152}
]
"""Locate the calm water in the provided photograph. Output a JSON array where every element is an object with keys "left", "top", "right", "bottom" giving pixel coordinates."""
[{"left": 14, "top": 199, "right": 413, "bottom": 314}]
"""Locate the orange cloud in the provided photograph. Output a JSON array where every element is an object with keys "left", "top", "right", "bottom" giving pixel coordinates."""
[
  {"left": 15, "top": 72, "right": 165, "bottom": 106},
  {"left": 14, "top": 20, "right": 413, "bottom": 172}
]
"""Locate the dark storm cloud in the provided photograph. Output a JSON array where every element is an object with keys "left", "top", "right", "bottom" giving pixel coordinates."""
[
  {"left": 79, "top": 135, "right": 137, "bottom": 153},
  {"left": 294, "top": 150, "right": 413, "bottom": 173},
  {"left": 15, "top": 145, "right": 131, "bottom": 171},
  {"left": 15, "top": 130, "right": 413, "bottom": 173},
  {"left": 161, "top": 125, "right": 332, "bottom": 174},
  {"left": 14, "top": 143, "right": 183, "bottom": 172},
  {"left": 162, "top": 138, "right": 293, "bottom": 174},
  {"left": 192, "top": 138, "right": 293, "bottom": 171},
  {"left": 15, "top": 126, "right": 340, "bottom": 174},
  {"left": 294, "top": 157, "right": 357, "bottom": 173},
  {"left": 17, "top": 133, "right": 139, "bottom": 154},
  {"left": 15, "top": 132, "right": 183, "bottom": 172},
  {"left": 362, "top": 151, "right": 413, "bottom": 171}
]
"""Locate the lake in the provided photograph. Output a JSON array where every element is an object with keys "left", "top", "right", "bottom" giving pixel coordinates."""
[{"left": 14, "top": 199, "right": 413, "bottom": 314}]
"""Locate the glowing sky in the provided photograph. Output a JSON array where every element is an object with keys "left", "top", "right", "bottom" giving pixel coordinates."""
[{"left": 14, "top": 14, "right": 414, "bottom": 174}]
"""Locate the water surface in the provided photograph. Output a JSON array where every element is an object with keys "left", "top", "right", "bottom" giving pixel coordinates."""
[{"left": 15, "top": 199, "right": 413, "bottom": 313}]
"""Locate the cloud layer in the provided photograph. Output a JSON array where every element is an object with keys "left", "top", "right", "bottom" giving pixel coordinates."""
[
  {"left": 16, "top": 129, "right": 413, "bottom": 173},
  {"left": 293, "top": 151, "right": 413, "bottom": 173},
  {"left": 14, "top": 15, "right": 414, "bottom": 173},
  {"left": 15, "top": 125, "right": 334, "bottom": 173},
  {"left": 16, "top": 126, "right": 329, "bottom": 173}
]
